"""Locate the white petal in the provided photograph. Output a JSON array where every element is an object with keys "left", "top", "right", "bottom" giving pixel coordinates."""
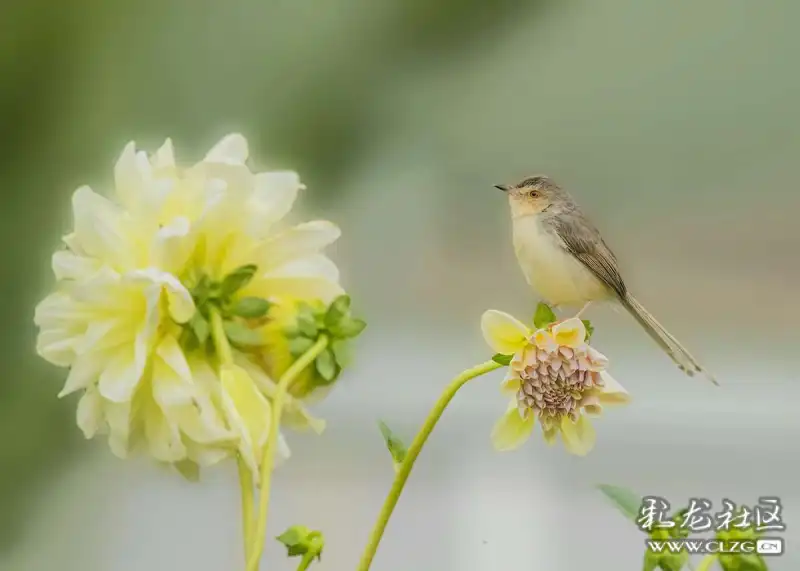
[
  {"left": 253, "top": 221, "right": 341, "bottom": 270},
  {"left": 150, "top": 216, "right": 193, "bottom": 274},
  {"left": 552, "top": 318, "right": 587, "bottom": 349},
  {"left": 76, "top": 389, "right": 104, "bottom": 438},
  {"left": 249, "top": 255, "right": 344, "bottom": 304},
  {"left": 205, "top": 134, "right": 249, "bottom": 165},
  {"left": 598, "top": 371, "right": 630, "bottom": 405},
  {"left": 105, "top": 400, "right": 132, "bottom": 458},
  {"left": 97, "top": 349, "right": 144, "bottom": 403},
  {"left": 219, "top": 364, "right": 272, "bottom": 474},
  {"left": 59, "top": 353, "right": 105, "bottom": 397},
  {"left": 71, "top": 186, "right": 132, "bottom": 267},
  {"left": 144, "top": 399, "right": 187, "bottom": 462},
  {"left": 247, "top": 171, "right": 302, "bottom": 231},
  {"left": 52, "top": 251, "right": 101, "bottom": 281},
  {"left": 480, "top": 310, "right": 530, "bottom": 354},
  {"left": 125, "top": 268, "right": 195, "bottom": 324},
  {"left": 152, "top": 138, "right": 176, "bottom": 168}
]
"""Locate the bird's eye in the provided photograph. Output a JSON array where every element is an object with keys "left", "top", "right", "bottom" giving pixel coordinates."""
[{"left": 528, "top": 190, "right": 540, "bottom": 198}]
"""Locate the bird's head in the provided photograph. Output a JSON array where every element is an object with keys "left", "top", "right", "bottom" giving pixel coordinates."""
[{"left": 494, "top": 175, "right": 562, "bottom": 218}]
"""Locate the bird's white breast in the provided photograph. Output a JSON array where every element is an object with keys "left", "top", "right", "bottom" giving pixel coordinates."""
[{"left": 512, "top": 215, "right": 608, "bottom": 307}]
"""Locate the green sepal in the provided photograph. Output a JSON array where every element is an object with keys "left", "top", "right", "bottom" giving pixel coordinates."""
[
  {"left": 331, "top": 339, "right": 353, "bottom": 368},
  {"left": 289, "top": 336, "right": 316, "bottom": 357},
  {"left": 378, "top": 420, "right": 408, "bottom": 470},
  {"left": 229, "top": 296, "right": 271, "bottom": 318},
  {"left": 330, "top": 317, "right": 366, "bottom": 339},
  {"left": 190, "top": 312, "right": 210, "bottom": 345},
  {"left": 315, "top": 348, "right": 338, "bottom": 383},
  {"left": 324, "top": 295, "right": 351, "bottom": 328},
  {"left": 295, "top": 303, "right": 319, "bottom": 338},
  {"left": 220, "top": 264, "right": 257, "bottom": 298},
  {"left": 492, "top": 353, "right": 513, "bottom": 366},
  {"left": 533, "top": 302, "right": 557, "bottom": 329},
  {"left": 582, "top": 319, "right": 595, "bottom": 341},
  {"left": 223, "top": 320, "right": 263, "bottom": 347}
]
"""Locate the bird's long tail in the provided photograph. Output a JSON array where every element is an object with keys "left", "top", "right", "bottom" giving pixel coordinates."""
[{"left": 619, "top": 293, "right": 718, "bottom": 386}]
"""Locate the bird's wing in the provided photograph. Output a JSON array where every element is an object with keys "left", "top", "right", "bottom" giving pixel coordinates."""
[{"left": 551, "top": 213, "right": 628, "bottom": 299}]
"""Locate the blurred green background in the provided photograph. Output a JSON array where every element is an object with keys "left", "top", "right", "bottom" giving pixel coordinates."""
[{"left": 2, "top": 1, "right": 799, "bottom": 570}]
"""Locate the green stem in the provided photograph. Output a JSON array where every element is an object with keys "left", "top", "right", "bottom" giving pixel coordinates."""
[
  {"left": 237, "top": 456, "right": 255, "bottom": 559},
  {"left": 355, "top": 359, "right": 502, "bottom": 571},
  {"left": 210, "top": 308, "right": 255, "bottom": 565},
  {"left": 245, "top": 335, "right": 330, "bottom": 571},
  {"left": 296, "top": 553, "right": 316, "bottom": 571}
]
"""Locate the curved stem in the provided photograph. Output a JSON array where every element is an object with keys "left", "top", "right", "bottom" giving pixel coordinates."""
[
  {"left": 245, "top": 335, "right": 330, "bottom": 571},
  {"left": 296, "top": 553, "right": 316, "bottom": 571},
  {"left": 355, "top": 359, "right": 502, "bottom": 571},
  {"left": 210, "top": 309, "right": 255, "bottom": 564},
  {"left": 237, "top": 456, "right": 255, "bottom": 559}
]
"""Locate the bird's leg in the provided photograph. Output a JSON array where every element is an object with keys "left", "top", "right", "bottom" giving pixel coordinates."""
[{"left": 574, "top": 302, "right": 592, "bottom": 320}]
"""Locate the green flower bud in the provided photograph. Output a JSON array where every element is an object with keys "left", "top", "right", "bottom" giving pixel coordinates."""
[{"left": 276, "top": 525, "right": 324, "bottom": 563}]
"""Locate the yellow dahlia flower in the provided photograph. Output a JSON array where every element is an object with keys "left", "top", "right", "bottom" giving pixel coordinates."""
[
  {"left": 481, "top": 310, "right": 629, "bottom": 456},
  {"left": 34, "top": 134, "right": 342, "bottom": 477}
]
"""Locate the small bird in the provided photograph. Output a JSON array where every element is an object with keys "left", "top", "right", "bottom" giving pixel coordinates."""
[{"left": 494, "top": 175, "right": 717, "bottom": 385}]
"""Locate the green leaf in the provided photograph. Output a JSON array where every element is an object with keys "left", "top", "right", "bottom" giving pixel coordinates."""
[
  {"left": 289, "top": 336, "right": 316, "bottom": 357},
  {"left": 642, "top": 549, "right": 659, "bottom": 571},
  {"left": 492, "top": 353, "right": 513, "bottom": 366},
  {"left": 378, "top": 420, "right": 407, "bottom": 469},
  {"left": 223, "top": 320, "right": 263, "bottom": 347},
  {"left": 331, "top": 317, "right": 366, "bottom": 339},
  {"left": 533, "top": 302, "right": 557, "bottom": 329},
  {"left": 190, "top": 312, "right": 210, "bottom": 345},
  {"left": 331, "top": 339, "right": 353, "bottom": 368},
  {"left": 582, "top": 319, "right": 595, "bottom": 341},
  {"left": 597, "top": 484, "right": 642, "bottom": 523},
  {"left": 315, "top": 349, "right": 338, "bottom": 382},
  {"left": 324, "top": 295, "right": 351, "bottom": 327},
  {"left": 696, "top": 555, "right": 719, "bottom": 571},
  {"left": 230, "top": 296, "right": 271, "bottom": 318},
  {"left": 174, "top": 460, "right": 200, "bottom": 482},
  {"left": 220, "top": 264, "right": 258, "bottom": 297}
]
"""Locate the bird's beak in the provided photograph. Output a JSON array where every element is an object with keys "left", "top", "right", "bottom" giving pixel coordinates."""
[{"left": 494, "top": 184, "right": 511, "bottom": 192}]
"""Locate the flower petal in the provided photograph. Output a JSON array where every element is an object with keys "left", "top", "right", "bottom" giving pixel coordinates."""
[
  {"left": 143, "top": 394, "right": 187, "bottom": 462},
  {"left": 559, "top": 414, "right": 596, "bottom": 456},
  {"left": 481, "top": 310, "right": 530, "bottom": 354},
  {"left": 219, "top": 364, "right": 272, "bottom": 473},
  {"left": 52, "top": 251, "right": 101, "bottom": 281},
  {"left": 150, "top": 337, "right": 194, "bottom": 407},
  {"left": 76, "top": 388, "right": 104, "bottom": 438},
  {"left": 491, "top": 403, "right": 535, "bottom": 451},
  {"left": 125, "top": 268, "right": 195, "bottom": 324},
  {"left": 597, "top": 371, "right": 630, "bottom": 405},
  {"left": 59, "top": 352, "right": 105, "bottom": 397},
  {"left": 205, "top": 133, "right": 249, "bottom": 165},
  {"left": 586, "top": 346, "right": 609, "bottom": 371},
  {"left": 152, "top": 138, "right": 176, "bottom": 168},
  {"left": 150, "top": 216, "right": 193, "bottom": 275},
  {"left": 252, "top": 221, "right": 341, "bottom": 271},
  {"left": 248, "top": 255, "right": 344, "bottom": 304},
  {"left": 500, "top": 372, "right": 521, "bottom": 396},
  {"left": 551, "top": 318, "right": 587, "bottom": 348},
  {"left": 247, "top": 171, "right": 303, "bottom": 232},
  {"left": 71, "top": 186, "right": 134, "bottom": 268},
  {"left": 533, "top": 329, "right": 558, "bottom": 353}
]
